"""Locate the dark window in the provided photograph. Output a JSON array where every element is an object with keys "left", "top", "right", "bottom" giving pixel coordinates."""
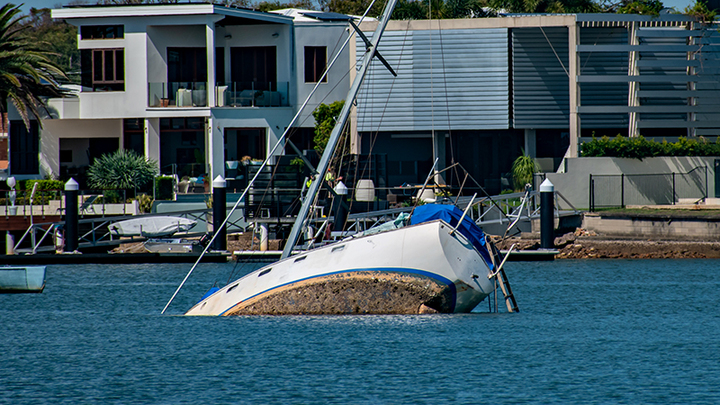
[
  {"left": 159, "top": 118, "right": 206, "bottom": 177},
  {"left": 80, "top": 25, "right": 124, "bottom": 40},
  {"left": 224, "top": 128, "right": 266, "bottom": 162},
  {"left": 80, "top": 49, "right": 124, "bottom": 91},
  {"left": 123, "top": 119, "right": 144, "bottom": 156},
  {"left": 60, "top": 150, "right": 73, "bottom": 163},
  {"left": 216, "top": 47, "right": 225, "bottom": 84},
  {"left": 304, "top": 46, "right": 327, "bottom": 83},
  {"left": 230, "top": 47, "right": 276, "bottom": 91},
  {"left": 88, "top": 138, "right": 119, "bottom": 164},
  {"left": 9, "top": 121, "right": 39, "bottom": 175},
  {"left": 168, "top": 48, "right": 207, "bottom": 83}
]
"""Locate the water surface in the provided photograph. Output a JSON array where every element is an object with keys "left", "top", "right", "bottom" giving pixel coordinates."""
[{"left": 2, "top": 259, "right": 719, "bottom": 404}]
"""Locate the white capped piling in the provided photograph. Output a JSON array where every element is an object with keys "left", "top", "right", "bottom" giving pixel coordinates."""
[
  {"left": 64, "top": 179, "right": 79, "bottom": 253},
  {"left": 212, "top": 175, "right": 227, "bottom": 251},
  {"left": 540, "top": 179, "right": 554, "bottom": 249}
]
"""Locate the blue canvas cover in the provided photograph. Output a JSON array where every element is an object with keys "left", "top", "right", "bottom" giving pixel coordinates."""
[{"left": 409, "top": 204, "right": 494, "bottom": 269}]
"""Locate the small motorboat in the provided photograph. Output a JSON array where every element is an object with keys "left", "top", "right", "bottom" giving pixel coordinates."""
[{"left": 0, "top": 266, "right": 46, "bottom": 293}]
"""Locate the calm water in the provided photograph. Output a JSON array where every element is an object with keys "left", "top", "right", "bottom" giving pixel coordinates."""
[{"left": 2, "top": 259, "right": 720, "bottom": 404}]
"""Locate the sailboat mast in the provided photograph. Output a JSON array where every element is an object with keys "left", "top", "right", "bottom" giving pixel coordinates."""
[{"left": 281, "top": 0, "right": 399, "bottom": 259}]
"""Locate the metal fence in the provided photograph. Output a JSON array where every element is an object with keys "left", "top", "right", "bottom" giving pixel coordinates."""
[{"left": 589, "top": 166, "right": 708, "bottom": 211}]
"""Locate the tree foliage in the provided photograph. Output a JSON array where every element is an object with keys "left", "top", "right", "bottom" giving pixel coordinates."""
[
  {"left": 487, "top": 0, "right": 600, "bottom": 14},
  {"left": 254, "top": 0, "right": 316, "bottom": 12},
  {"left": 87, "top": 150, "right": 158, "bottom": 190},
  {"left": 0, "top": 3, "right": 67, "bottom": 128},
  {"left": 20, "top": 8, "right": 80, "bottom": 84},
  {"left": 615, "top": 0, "right": 664, "bottom": 15},
  {"left": 312, "top": 100, "right": 345, "bottom": 155},
  {"left": 684, "top": 0, "right": 717, "bottom": 21}
]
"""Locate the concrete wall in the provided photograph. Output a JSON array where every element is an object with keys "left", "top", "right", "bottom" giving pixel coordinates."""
[
  {"left": 544, "top": 156, "right": 718, "bottom": 209},
  {"left": 583, "top": 213, "right": 720, "bottom": 241},
  {"left": 293, "top": 22, "right": 352, "bottom": 129}
]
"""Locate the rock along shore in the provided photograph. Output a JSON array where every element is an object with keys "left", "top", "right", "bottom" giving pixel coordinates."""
[{"left": 495, "top": 229, "right": 720, "bottom": 259}]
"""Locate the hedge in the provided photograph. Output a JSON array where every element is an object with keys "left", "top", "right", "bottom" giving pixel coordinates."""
[{"left": 581, "top": 136, "right": 720, "bottom": 159}]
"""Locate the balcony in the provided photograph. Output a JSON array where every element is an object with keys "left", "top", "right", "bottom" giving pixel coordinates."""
[
  {"left": 148, "top": 81, "right": 207, "bottom": 107},
  {"left": 148, "top": 81, "right": 289, "bottom": 108}
]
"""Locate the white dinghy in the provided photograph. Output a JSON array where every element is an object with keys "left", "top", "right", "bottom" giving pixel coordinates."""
[{"left": 109, "top": 216, "right": 197, "bottom": 238}]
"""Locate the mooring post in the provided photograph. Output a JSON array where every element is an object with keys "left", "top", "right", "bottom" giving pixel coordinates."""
[
  {"left": 540, "top": 178, "right": 554, "bottom": 249},
  {"left": 212, "top": 175, "right": 227, "bottom": 251},
  {"left": 64, "top": 178, "right": 79, "bottom": 253}
]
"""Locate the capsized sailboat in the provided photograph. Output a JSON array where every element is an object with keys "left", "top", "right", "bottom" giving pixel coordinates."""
[
  {"left": 187, "top": 204, "right": 497, "bottom": 315},
  {"left": 167, "top": 0, "right": 518, "bottom": 315}
]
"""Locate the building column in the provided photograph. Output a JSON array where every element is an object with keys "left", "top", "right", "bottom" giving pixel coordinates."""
[
  {"left": 208, "top": 117, "right": 224, "bottom": 180},
  {"left": 568, "top": 22, "right": 580, "bottom": 158},
  {"left": 432, "top": 130, "right": 446, "bottom": 184},
  {"left": 524, "top": 129, "right": 537, "bottom": 158},
  {"left": 145, "top": 118, "right": 161, "bottom": 174},
  {"left": 206, "top": 19, "right": 216, "bottom": 107},
  {"left": 628, "top": 21, "right": 640, "bottom": 138}
]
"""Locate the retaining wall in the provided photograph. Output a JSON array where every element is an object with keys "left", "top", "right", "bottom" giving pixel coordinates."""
[
  {"left": 582, "top": 212, "right": 720, "bottom": 241},
  {"left": 542, "top": 156, "right": 718, "bottom": 210}
]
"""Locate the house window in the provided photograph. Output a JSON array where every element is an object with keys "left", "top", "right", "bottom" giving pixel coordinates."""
[
  {"left": 81, "top": 49, "right": 124, "bottom": 91},
  {"left": 9, "top": 121, "right": 39, "bottom": 175},
  {"left": 224, "top": 128, "right": 266, "bottom": 162},
  {"left": 123, "top": 118, "right": 144, "bottom": 156},
  {"left": 168, "top": 48, "right": 207, "bottom": 84},
  {"left": 80, "top": 25, "right": 124, "bottom": 40},
  {"left": 304, "top": 46, "right": 327, "bottom": 83},
  {"left": 231, "top": 47, "right": 277, "bottom": 91}
]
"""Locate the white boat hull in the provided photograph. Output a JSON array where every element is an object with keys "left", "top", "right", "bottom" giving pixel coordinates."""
[
  {"left": 109, "top": 216, "right": 197, "bottom": 238},
  {"left": 186, "top": 219, "right": 495, "bottom": 315},
  {"left": 0, "top": 266, "right": 46, "bottom": 293}
]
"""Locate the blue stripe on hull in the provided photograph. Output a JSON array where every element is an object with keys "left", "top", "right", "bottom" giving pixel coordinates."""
[{"left": 219, "top": 267, "right": 457, "bottom": 316}]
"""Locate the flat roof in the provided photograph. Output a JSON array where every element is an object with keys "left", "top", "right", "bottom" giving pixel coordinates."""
[{"left": 52, "top": 3, "right": 294, "bottom": 25}]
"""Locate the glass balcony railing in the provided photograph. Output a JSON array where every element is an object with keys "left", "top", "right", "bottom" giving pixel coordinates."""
[
  {"left": 216, "top": 82, "right": 289, "bottom": 107},
  {"left": 148, "top": 81, "right": 207, "bottom": 107},
  {"left": 148, "top": 81, "right": 289, "bottom": 108}
]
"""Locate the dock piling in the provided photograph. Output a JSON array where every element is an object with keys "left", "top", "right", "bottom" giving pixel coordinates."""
[
  {"left": 64, "top": 179, "right": 79, "bottom": 253},
  {"left": 212, "top": 175, "right": 227, "bottom": 251},
  {"left": 540, "top": 179, "right": 554, "bottom": 249}
]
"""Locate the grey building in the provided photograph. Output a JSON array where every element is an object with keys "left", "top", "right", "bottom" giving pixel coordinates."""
[{"left": 356, "top": 14, "right": 720, "bottom": 194}]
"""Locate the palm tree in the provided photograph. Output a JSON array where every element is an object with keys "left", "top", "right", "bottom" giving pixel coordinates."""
[{"left": 0, "top": 3, "right": 66, "bottom": 129}]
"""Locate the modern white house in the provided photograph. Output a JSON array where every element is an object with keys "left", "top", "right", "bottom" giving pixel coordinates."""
[{"left": 6, "top": 3, "right": 355, "bottom": 184}]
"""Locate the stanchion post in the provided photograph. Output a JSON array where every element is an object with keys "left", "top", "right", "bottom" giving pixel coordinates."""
[
  {"left": 540, "top": 178, "right": 554, "bottom": 249},
  {"left": 212, "top": 175, "right": 227, "bottom": 251},
  {"left": 332, "top": 180, "right": 349, "bottom": 232},
  {"left": 64, "top": 178, "right": 79, "bottom": 252}
]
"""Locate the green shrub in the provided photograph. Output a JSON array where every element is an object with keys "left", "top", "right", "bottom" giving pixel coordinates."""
[
  {"left": 23, "top": 179, "right": 64, "bottom": 204},
  {"left": 137, "top": 194, "right": 154, "bottom": 214},
  {"left": 154, "top": 176, "right": 176, "bottom": 200},
  {"left": 580, "top": 135, "right": 720, "bottom": 159},
  {"left": 511, "top": 150, "right": 539, "bottom": 191},
  {"left": 87, "top": 150, "right": 157, "bottom": 190}
]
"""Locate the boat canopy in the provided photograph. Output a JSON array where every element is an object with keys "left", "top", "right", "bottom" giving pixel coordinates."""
[
  {"left": 108, "top": 216, "right": 197, "bottom": 237},
  {"left": 410, "top": 204, "right": 494, "bottom": 269}
]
